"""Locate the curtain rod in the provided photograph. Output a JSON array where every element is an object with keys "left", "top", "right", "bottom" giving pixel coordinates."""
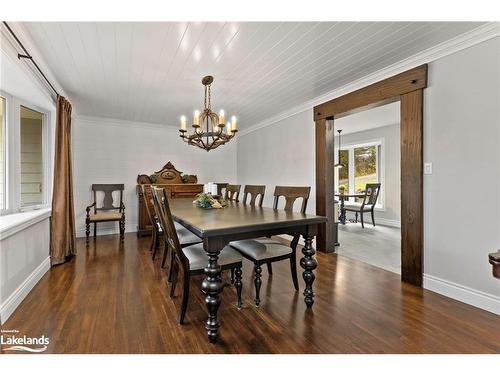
[{"left": 2, "top": 21, "right": 60, "bottom": 97}]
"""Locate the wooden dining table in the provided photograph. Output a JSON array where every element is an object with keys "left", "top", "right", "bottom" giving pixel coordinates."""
[{"left": 169, "top": 198, "right": 327, "bottom": 343}]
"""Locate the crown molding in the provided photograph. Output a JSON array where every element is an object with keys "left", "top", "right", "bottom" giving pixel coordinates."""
[
  {"left": 74, "top": 114, "right": 178, "bottom": 131},
  {"left": 238, "top": 22, "right": 500, "bottom": 138}
]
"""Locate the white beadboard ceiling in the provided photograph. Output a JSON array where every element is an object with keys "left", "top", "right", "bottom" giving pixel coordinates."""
[{"left": 21, "top": 22, "right": 486, "bottom": 129}]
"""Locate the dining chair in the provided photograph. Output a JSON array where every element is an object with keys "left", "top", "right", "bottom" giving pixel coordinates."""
[
  {"left": 343, "top": 183, "right": 381, "bottom": 228},
  {"left": 150, "top": 191, "right": 202, "bottom": 289},
  {"left": 85, "top": 184, "right": 125, "bottom": 244},
  {"left": 230, "top": 186, "right": 311, "bottom": 306},
  {"left": 224, "top": 184, "right": 241, "bottom": 201},
  {"left": 141, "top": 184, "right": 162, "bottom": 257},
  {"left": 152, "top": 187, "right": 243, "bottom": 324},
  {"left": 242, "top": 185, "right": 266, "bottom": 206}
]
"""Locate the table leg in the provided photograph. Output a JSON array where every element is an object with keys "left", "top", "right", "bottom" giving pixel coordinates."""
[
  {"left": 339, "top": 197, "right": 346, "bottom": 224},
  {"left": 202, "top": 247, "right": 223, "bottom": 343},
  {"left": 300, "top": 233, "right": 317, "bottom": 308}
]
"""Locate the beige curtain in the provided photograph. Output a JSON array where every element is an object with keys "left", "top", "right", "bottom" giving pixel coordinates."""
[{"left": 50, "top": 95, "right": 76, "bottom": 266}]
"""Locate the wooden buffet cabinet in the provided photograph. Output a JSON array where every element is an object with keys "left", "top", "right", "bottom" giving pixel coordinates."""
[{"left": 136, "top": 161, "right": 203, "bottom": 236}]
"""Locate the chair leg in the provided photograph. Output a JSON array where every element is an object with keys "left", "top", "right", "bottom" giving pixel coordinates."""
[
  {"left": 151, "top": 238, "right": 158, "bottom": 260},
  {"left": 120, "top": 218, "right": 125, "bottom": 242},
  {"left": 179, "top": 271, "right": 190, "bottom": 324},
  {"left": 355, "top": 212, "right": 358, "bottom": 223},
  {"left": 170, "top": 260, "right": 179, "bottom": 299},
  {"left": 290, "top": 253, "right": 299, "bottom": 291},
  {"left": 235, "top": 266, "right": 242, "bottom": 309},
  {"left": 85, "top": 220, "right": 90, "bottom": 245},
  {"left": 371, "top": 210, "right": 376, "bottom": 226},
  {"left": 266, "top": 263, "right": 273, "bottom": 275},
  {"left": 149, "top": 228, "right": 156, "bottom": 253},
  {"left": 168, "top": 248, "right": 175, "bottom": 282},
  {"left": 360, "top": 211, "right": 365, "bottom": 228},
  {"left": 254, "top": 265, "right": 262, "bottom": 306},
  {"left": 93, "top": 223, "right": 97, "bottom": 238},
  {"left": 161, "top": 241, "right": 169, "bottom": 269}
]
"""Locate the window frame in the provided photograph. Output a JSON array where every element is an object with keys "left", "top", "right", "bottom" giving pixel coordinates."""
[
  {"left": 0, "top": 90, "right": 52, "bottom": 215},
  {"left": 337, "top": 137, "right": 385, "bottom": 210}
]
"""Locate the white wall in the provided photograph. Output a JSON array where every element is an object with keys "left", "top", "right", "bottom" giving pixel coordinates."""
[
  {"left": 72, "top": 117, "right": 238, "bottom": 237},
  {"left": 236, "top": 109, "right": 316, "bottom": 213},
  {"left": 337, "top": 123, "right": 401, "bottom": 225},
  {"left": 0, "top": 214, "right": 51, "bottom": 323},
  {"left": 236, "top": 37, "right": 500, "bottom": 314},
  {"left": 422, "top": 37, "right": 500, "bottom": 312}
]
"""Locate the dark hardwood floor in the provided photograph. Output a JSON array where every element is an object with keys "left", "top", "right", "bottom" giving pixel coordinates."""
[{"left": 1, "top": 233, "right": 499, "bottom": 354}]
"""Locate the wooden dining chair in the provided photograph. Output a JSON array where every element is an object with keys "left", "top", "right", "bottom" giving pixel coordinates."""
[
  {"left": 224, "top": 184, "right": 241, "bottom": 201},
  {"left": 85, "top": 184, "right": 125, "bottom": 244},
  {"left": 242, "top": 185, "right": 266, "bottom": 206},
  {"left": 141, "top": 184, "right": 162, "bottom": 257},
  {"left": 343, "top": 183, "right": 381, "bottom": 228},
  {"left": 152, "top": 187, "right": 243, "bottom": 324},
  {"left": 230, "top": 186, "right": 311, "bottom": 306}
]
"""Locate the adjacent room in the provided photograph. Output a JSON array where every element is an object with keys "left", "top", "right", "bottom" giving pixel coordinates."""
[
  {"left": 335, "top": 102, "right": 401, "bottom": 274},
  {"left": 0, "top": 16, "right": 499, "bottom": 360}
]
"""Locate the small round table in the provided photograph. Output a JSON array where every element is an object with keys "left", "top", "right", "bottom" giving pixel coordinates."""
[{"left": 335, "top": 193, "right": 365, "bottom": 224}]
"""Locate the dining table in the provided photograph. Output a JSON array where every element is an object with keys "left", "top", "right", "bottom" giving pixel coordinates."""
[
  {"left": 169, "top": 198, "right": 327, "bottom": 343},
  {"left": 334, "top": 193, "right": 365, "bottom": 224}
]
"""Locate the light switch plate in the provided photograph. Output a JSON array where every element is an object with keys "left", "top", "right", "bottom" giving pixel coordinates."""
[{"left": 424, "top": 162, "right": 433, "bottom": 175}]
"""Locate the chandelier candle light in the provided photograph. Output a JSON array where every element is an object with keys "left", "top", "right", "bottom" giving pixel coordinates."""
[{"left": 179, "top": 75, "right": 237, "bottom": 151}]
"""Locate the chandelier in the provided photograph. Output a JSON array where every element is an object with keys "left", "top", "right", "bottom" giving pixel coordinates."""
[{"left": 179, "top": 75, "right": 237, "bottom": 151}]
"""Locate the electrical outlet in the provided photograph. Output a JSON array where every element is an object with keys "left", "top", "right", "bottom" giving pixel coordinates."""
[{"left": 424, "top": 162, "right": 433, "bottom": 175}]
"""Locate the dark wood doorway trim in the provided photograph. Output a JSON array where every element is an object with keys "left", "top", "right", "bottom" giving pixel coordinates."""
[{"left": 314, "top": 65, "right": 427, "bottom": 286}]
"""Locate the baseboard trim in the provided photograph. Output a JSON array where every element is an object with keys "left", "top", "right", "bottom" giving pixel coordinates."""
[
  {"left": 76, "top": 223, "right": 137, "bottom": 238},
  {"left": 423, "top": 274, "right": 500, "bottom": 315},
  {"left": 0, "top": 257, "right": 50, "bottom": 324},
  {"left": 375, "top": 218, "right": 401, "bottom": 228}
]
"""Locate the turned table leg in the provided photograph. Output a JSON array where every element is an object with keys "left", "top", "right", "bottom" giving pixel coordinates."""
[
  {"left": 202, "top": 241, "right": 223, "bottom": 343},
  {"left": 300, "top": 232, "right": 317, "bottom": 308}
]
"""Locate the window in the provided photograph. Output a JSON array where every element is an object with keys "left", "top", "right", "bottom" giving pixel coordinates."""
[
  {"left": 0, "top": 91, "right": 51, "bottom": 215},
  {"left": 336, "top": 140, "right": 383, "bottom": 208},
  {"left": 0, "top": 97, "right": 6, "bottom": 211},
  {"left": 338, "top": 149, "right": 349, "bottom": 193},
  {"left": 20, "top": 106, "right": 44, "bottom": 208}
]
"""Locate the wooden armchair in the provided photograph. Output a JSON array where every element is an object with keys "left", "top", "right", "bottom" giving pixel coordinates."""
[
  {"left": 343, "top": 183, "right": 381, "bottom": 228},
  {"left": 85, "top": 184, "right": 125, "bottom": 244},
  {"left": 230, "top": 186, "right": 311, "bottom": 306}
]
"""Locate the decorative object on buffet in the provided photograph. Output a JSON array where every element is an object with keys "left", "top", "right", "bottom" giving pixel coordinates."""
[
  {"left": 193, "top": 193, "right": 228, "bottom": 209},
  {"left": 179, "top": 75, "right": 237, "bottom": 151}
]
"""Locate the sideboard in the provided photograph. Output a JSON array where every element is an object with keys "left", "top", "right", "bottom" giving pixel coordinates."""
[{"left": 136, "top": 161, "right": 203, "bottom": 236}]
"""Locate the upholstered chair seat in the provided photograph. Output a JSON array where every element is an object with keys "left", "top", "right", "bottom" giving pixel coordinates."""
[
  {"left": 230, "top": 239, "right": 291, "bottom": 261},
  {"left": 175, "top": 226, "right": 202, "bottom": 246},
  {"left": 343, "top": 202, "right": 373, "bottom": 211},
  {"left": 89, "top": 212, "right": 123, "bottom": 222},
  {"left": 183, "top": 243, "right": 242, "bottom": 271}
]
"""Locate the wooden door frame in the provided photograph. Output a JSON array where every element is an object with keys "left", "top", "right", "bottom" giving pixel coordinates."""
[{"left": 314, "top": 65, "right": 427, "bottom": 286}]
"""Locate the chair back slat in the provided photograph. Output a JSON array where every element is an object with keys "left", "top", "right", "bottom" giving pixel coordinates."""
[
  {"left": 273, "top": 186, "right": 311, "bottom": 213},
  {"left": 224, "top": 184, "right": 241, "bottom": 202},
  {"left": 363, "top": 183, "right": 381, "bottom": 206},
  {"left": 141, "top": 185, "right": 157, "bottom": 228},
  {"left": 92, "top": 184, "right": 124, "bottom": 212},
  {"left": 242, "top": 185, "right": 265, "bottom": 207},
  {"left": 151, "top": 187, "right": 189, "bottom": 267}
]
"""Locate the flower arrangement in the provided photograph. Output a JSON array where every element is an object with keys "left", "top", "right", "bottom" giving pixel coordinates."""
[{"left": 193, "top": 193, "right": 227, "bottom": 209}]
